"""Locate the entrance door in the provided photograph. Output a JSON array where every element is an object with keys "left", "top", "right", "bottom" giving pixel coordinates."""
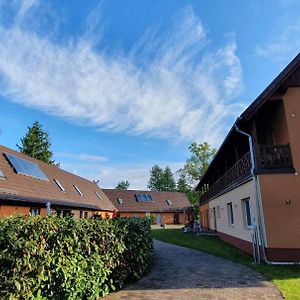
[
  {"left": 156, "top": 214, "right": 161, "bottom": 225},
  {"left": 173, "top": 213, "right": 179, "bottom": 224},
  {"left": 213, "top": 207, "right": 217, "bottom": 231}
]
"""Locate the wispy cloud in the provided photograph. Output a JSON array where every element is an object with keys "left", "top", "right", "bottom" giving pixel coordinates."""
[
  {"left": 56, "top": 152, "right": 108, "bottom": 162},
  {"left": 0, "top": 3, "right": 244, "bottom": 146},
  {"left": 255, "top": 2, "right": 300, "bottom": 62}
]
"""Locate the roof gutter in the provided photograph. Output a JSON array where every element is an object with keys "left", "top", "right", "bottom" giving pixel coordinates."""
[{"left": 234, "top": 121, "right": 300, "bottom": 265}]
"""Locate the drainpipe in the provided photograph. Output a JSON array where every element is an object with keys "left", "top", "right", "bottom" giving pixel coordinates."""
[
  {"left": 234, "top": 122, "right": 300, "bottom": 265},
  {"left": 46, "top": 202, "right": 51, "bottom": 216}
]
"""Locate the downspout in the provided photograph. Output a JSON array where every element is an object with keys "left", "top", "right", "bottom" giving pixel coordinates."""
[{"left": 234, "top": 122, "right": 300, "bottom": 265}]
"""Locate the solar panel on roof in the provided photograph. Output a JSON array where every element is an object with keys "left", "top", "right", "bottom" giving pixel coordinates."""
[
  {"left": 5, "top": 152, "right": 48, "bottom": 181},
  {"left": 146, "top": 194, "right": 153, "bottom": 201},
  {"left": 135, "top": 193, "right": 153, "bottom": 202}
]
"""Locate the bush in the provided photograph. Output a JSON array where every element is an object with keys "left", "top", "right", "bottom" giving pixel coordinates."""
[{"left": 0, "top": 216, "right": 153, "bottom": 299}]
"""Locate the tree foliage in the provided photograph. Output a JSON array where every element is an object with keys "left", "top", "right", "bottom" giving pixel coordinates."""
[
  {"left": 17, "top": 121, "right": 56, "bottom": 165},
  {"left": 115, "top": 180, "right": 130, "bottom": 190},
  {"left": 181, "top": 142, "right": 216, "bottom": 184},
  {"left": 147, "top": 165, "right": 176, "bottom": 191}
]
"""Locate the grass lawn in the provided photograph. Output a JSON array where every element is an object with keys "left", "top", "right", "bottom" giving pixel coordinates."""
[{"left": 152, "top": 229, "right": 300, "bottom": 300}]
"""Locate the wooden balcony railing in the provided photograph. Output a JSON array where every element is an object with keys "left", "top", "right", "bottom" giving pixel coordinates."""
[
  {"left": 258, "top": 144, "right": 293, "bottom": 170},
  {"left": 200, "top": 152, "right": 251, "bottom": 203}
]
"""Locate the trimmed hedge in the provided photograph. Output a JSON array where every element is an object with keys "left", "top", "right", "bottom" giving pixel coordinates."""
[{"left": 0, "top": 216, "right": 153, "bottom": 299}]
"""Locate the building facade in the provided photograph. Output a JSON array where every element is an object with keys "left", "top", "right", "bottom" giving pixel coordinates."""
[
  {"left": 0, "top": 145, "right": 116, "bottom": 218},
  {"left": 103, "top": 189, "right": 191, "bottom": 225},
  {"left": 197, "top": 53, "right": 300, "bottom": 262}
]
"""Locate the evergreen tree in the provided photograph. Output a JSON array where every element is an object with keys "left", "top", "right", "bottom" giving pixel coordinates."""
[
  {"left": 17, "top": 121, "right": 56, "bottom": 165},
  {"left": 177, "top": 172, "right": 190, "bottom": 193},
  {"left": 115, "top": 180, "right": 130, "bottom": 190},
  {"left": 147, "top": 165, "right": 176, "bottom": 191}
]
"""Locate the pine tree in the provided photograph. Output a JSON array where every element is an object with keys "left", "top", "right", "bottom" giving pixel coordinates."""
[
  {"left": 147, "top": 165, "right": 176, "bottom": 191},
  {"left": 162, "top": 166, "right": 176, "bottom": 191},
  {"left": 17, "top": 121, "right": 56, "bottom": 165},
  {"left": 115, "top": 180, "right": 130, "bottom": 190}
]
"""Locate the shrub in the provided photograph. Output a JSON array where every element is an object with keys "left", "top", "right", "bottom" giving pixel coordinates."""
[{"left": 0, "top": 216, "right": 153, "bottom": 299}]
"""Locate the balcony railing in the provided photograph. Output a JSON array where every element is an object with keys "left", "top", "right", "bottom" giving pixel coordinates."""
[
  {"left": 200, "top": 152, "right": 251, "bottom": 203},
  {"left": 258, "top": 144, "right": 293, "bottom": 170},
  {"left": 200, "top": 143, "right": 294, "bottom": 203}
]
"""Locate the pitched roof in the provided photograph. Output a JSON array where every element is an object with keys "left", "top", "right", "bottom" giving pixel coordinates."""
[
  {"left": 196, "top": 52, "right": 300, "bottom": 190},
  {"left": 102, "top": 189, "right": 191, "bottom": 213},
  {"left": 0, "top": 144, "right": 116, "bottom": 211}
]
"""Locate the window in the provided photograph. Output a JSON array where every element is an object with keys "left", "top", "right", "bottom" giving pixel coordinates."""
[
  {"left": 117, "top": 198, "right": 123, "bottom": 204},
  {"left": 84, "top": 212, "right": 88, "bottom": 219},
  {"left": 80, "top": 211, "right": 83, "bottom": 218},
  {"left": 0, "top": 169, "right": 5, "bottom": 179},
  {"left": 227, "top": 202, "right": 234, "bottom": 225},
  {"left": 74, "top": 185, "right": 83, "bottom": 196},
  {"left": 243, "top": 198, "right": 252, "bottom": 228},
  {"left": 54, "top": 179, "right": 66, "bottom": 192},
  {"left": 5, "top": 152, "right": 48, "bottom": 181},
  {"left": 30, "top": 207, "right": 40, "bottom": 216},
  {"left": 146, "top": 212, "right": 151, "bottom": 217},
  {"left": 95, "top": 191, "right": 102, "bottom": 199},
  {"left": 166, "top": 199, "right": 172, "bottom": 205},
  {"left": 216, "top": 206, "right": 220, "bottom": 218},
  {"left": 63, "top": 210, "right": 72, "bottom": 217}
]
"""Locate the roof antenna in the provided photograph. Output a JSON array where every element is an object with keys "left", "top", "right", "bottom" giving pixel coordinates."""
[{"left": 93, "top": 179, "right": 100, "bottom": 184}]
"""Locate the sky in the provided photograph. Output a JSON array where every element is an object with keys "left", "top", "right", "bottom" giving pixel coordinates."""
[{"left": 0, "top": 0, "right": 299, "bottom": 189}]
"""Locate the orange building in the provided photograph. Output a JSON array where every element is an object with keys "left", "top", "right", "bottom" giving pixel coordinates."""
[
  {"left": 103, "top": 189, "right": 191, "bottom": 225},
  {"left": 0, "top": 145, "right": 116, "bottom": 218},
  {"left": 197, "top": 53, "right": 300, "bottom": 262}
]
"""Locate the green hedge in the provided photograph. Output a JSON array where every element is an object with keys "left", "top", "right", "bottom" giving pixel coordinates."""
[{"left": 0, "top": 216, "right": 153, "bottom": 299}]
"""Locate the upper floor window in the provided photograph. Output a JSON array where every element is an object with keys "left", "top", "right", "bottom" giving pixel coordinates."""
[
  {"left": 54, "top": 179, "right": 66, "bottom": 192},
  {"left": 74, "top": 185, "right": 83, "bottom": 196},
  {"left": 242, "top": 198, "right": 252, "bottom": 228},
  {"left": 227, "top": 202, "right": 234, "bottom": 226}
]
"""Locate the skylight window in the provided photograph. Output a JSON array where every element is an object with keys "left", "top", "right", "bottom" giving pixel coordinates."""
[
  {"left": 5, "top": 152, "right": 48, "bottom": 181},
  {"left": 0, "top": 169, "right": 5, "bottom": 179},
  {"left": 54, "top": 179, "right": 66, "bottom": 192},
  {"left": 74, "top": 185, "right": 83, "bottom": 196},
  {"left": 135, "top": 194, "right": 153, "bottom": 202},
  {"left": 117, "top": 198, "right": 123, "bottom": 204},
  {"left": 166, "top": 199, "right": 173, "bottom": 206},
  {"left": 95, "top": 191, "right": 102, "bottom": 200}
]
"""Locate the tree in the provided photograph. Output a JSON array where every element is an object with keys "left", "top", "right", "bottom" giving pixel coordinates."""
[
  {"left": 181, "top": 142, "right": 216, "bottom": 184},
  {"left": 17, "top": 121, "right": 56, "bottom": 165},
  {"left": 115, "top": 180, "right": 130, "bottom": 190},
  {"left": 176, "top": 172, "right": 191, "bottom": 193},
  {"left": 147, "top": 165, "right": 176, "bottom": 191}
]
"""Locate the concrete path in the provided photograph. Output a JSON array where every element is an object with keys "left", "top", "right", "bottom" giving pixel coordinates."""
[{"left": 106, "top": 240, "right": 282, "bottom": 300}]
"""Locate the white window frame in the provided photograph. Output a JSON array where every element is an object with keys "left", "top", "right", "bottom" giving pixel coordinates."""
[
  {"left": 74, "top": 185, "right": 83, "bottom": 196},
  {"left": 227, "top": 202, "right": 234, "bottom": 226},
  {"left": 30, "top": 207, "right": 40, "bottom": 216},
  {"left": 54, "top": 179, "right": 66, "bottom": 192},
  {"left": 95, "top": 191, "right": 102, "bottom": 200}
]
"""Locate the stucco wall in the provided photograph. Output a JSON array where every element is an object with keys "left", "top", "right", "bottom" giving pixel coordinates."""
[{"left": 208, "top": 180, "right": 258, "bottom": 243}]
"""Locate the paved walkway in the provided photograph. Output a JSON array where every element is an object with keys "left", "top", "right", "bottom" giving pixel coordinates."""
[{"left": 106, "top": 240, "right": 282, "bottom": 300}]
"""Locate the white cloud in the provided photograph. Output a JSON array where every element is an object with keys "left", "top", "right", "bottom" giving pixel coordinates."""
[
  {"left": 60, "top": 161, "right": 184, "bottom": 190},
  {"left": 56, "top": 152, "right": 108, "bottom": 162},
  {"left": 255, "top": 2, "right": 300, "bottom": 62},
  {"left": 0, "top": 3, "right": 244, "bottom": 146}
]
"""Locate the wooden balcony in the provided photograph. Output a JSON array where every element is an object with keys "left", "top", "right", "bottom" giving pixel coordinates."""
[
  {"left": 200, "top": 152, "right": 251, "bottom": 203},
  {"left": 258, "top": 144, "right": 294, "bottom": 171},
  {"left": 200, "top": 144, "right": 294, "bottom": 203}
]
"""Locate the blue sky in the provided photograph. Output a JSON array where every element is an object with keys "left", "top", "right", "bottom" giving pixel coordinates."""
[{"left": 0, "top": 0, "right": 299, "bottom": 189}]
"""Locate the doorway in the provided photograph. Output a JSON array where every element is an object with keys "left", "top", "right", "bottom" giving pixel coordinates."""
[{"left": 173, "top": 213, "right": 179, "bottom": 224}]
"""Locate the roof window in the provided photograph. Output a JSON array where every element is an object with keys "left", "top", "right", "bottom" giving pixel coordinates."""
[
  {"left": 74, "top": 185, "right": 83, "bottom": 196},
  {"left": 117, "top": 198, "right": 123, "bottom": 204},
  {"left": 95, "top": 191, "right": 102, "bottom": 199},
  {"left": 54, "top": 179, "right": 66, "bottom": 192},
  {"left": 166, "top": 199, "right": 173, "bottom": 206},
  {"left": 0, "top": 168, "right": 6, "bottom": 179}
]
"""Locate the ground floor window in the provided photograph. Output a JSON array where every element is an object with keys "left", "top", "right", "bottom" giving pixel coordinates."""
[
  {"left": 242, "top": 198, "right": 252, "bottom": 228},
  {"left": 30, "top": 207, "right": 40, "bottom": 216},
  {"left": 227, "top": 202, "right": 234, "bottom": 226}
]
